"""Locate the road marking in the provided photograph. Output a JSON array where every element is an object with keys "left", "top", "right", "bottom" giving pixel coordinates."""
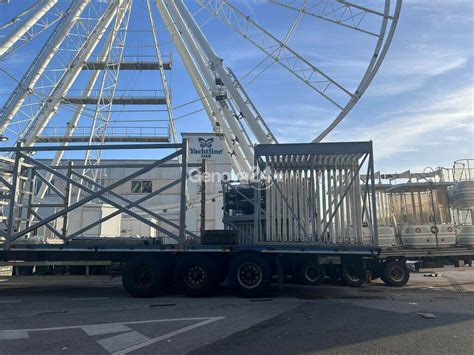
[
  {"left": 0, "top": 317, "right": 222, "bottom": 338},
  {"left": 112, "top": 317, "right": 225, "bottom": 355},
  {"left": 0, "top": 300, "right": 21, "bottom": 304},
  {"left": 67, "top": 297, "right": 110, "bottom": 301},
  {"left": 82, "top": 323, "right": 131, "bottom": 336},
  {"left": 98, "top": 331, "right": 150, "bottom": 353},
  {"left": 0, "top": 330, "right": 29, "bottom": 340}
]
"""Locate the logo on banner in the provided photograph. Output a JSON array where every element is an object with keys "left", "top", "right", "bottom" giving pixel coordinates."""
[{"left": 190, "top": 137, "right": 223, "bottom": 158}]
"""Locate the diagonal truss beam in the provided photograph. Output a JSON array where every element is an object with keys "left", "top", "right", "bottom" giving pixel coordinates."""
[
  {"left": 22, "top": 1, "right": 125, "bottom": 148},
  {"left": 269, "top": 0, "right": 392, "bottom": 37},
  {"left": 13, "top": 149, "right": 183, "bottom": 242},
  {"left": 0, "top": 0, "right": 90, "bottom": 136},
  {"left": 0, "top": 0, "right": 58, "bottom": 58},
  {"left": 195, "top": 0, "right": 353, "bottom": 109}
]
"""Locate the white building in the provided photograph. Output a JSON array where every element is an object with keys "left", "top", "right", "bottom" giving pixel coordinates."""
[{"left": 30, "top": 133, "right": 232, "bottom": 243}]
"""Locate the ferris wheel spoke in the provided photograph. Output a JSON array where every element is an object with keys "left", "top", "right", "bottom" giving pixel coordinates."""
[
  {"left": 0, "top": 0, "right": 60, "bottom": 59},
  {"left": 195, "top": 0, "right": 353, "bottom": 109},
  {"left": 269, "top": 0, "right": 391, "bottom": 37},
  {"left": 313, "top": 0, "right": 402, "bottom": 142}
]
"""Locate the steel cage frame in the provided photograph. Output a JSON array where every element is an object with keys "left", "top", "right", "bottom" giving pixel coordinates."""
[
  {"left": 254, "top": 141, "right": 378, "bottom": 245},
  {"left": 0, "top": 142, "right": 192, "bottom": 250}
]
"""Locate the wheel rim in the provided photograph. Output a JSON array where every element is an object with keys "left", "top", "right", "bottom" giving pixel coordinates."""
[
  {"left": 389, "top": 266, "right": 405, "bottom": 281},
  {"left": 305, "top": 266, "right": 321, "bottom": 282},
  {"left": 185, "top": 265, "right": 208, "bottom": 289},
  {"left": 134, "top": 266, "right": 153, "bottom": 288},
  {"left": 237, "top": 262, "right": 263, "bottom": 289},
  {"left": 345, "top": 267, "right": 361, "bottom": 282}
]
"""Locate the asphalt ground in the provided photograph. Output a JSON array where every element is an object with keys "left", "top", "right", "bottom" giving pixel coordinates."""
[{"left": 0, "top": 267, "right": 473, "bottom": 354}]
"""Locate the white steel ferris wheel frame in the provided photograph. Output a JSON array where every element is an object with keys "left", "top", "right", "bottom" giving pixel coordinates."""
[{"left": 0, "top": 0, "right": 402, "bottom": 176}]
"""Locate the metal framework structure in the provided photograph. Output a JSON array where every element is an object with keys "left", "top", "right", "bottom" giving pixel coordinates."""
[
  {"left": 222, "top": 142, "right": 378, "bottom": 246},
  {"left": 0, "top": 1, "right": 401, "bottom": 241},
  {"left": 0, "top": 0, "right": 401, "bottom": 172},
  {"left": 0, "top": 142, "right": 194, "bottom": 250}
]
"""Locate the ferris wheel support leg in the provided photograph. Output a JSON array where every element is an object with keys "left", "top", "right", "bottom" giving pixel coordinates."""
[
  {"left": 154, "top": 0, "right": 251, "bottom": 175},
  {"left": 0, "top": 0, "right": 90, "bottom": 136},
  {"left": 173, "top": 0, "right": 271, "bottom": 145},
  {"left": 167, "top": 1, "right": 253, "bottom": 166},
  {"left": 22, "top": 1, "right": 125, "bottom": 148},
  {"left": 0, "top": 0, "right": 58, "bottom": 58},
  {"left": 161, "top": 0, "right": 255, "bottom": 172}
]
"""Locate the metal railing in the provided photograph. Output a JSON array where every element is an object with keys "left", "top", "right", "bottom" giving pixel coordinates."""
[
  {"left": 40, "top": 126, "right": 170, "bottom": 138},
  {"left": 0, "top": 141, "right": 192, "bottom": 250}
]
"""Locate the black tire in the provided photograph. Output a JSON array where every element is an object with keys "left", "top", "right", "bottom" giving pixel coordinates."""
[
  {"left": 296, "top": 261, "right": 325, "bottom": 286},
  {"left": 122, "top": 257, "right": 165, "bottom": 298},
  {"left": 175, "top": 255, "right": 219, "bottom": 297},
  {"left": 382, "top": 260, "right": 410, "bottom": 287},
  {"left": 342, "top": 265, "right": 367, "bottom": 287},
  {"left": 228, "top": 253, "right": 272, "bottom": 297}
]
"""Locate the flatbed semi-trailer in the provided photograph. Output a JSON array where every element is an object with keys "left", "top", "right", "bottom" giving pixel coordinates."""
[
  {"left": 1, "top": 142, "right": 472, "bottom": 297},
  {"left": 1, "top": 241, "right": 473, "bottom": 298}
]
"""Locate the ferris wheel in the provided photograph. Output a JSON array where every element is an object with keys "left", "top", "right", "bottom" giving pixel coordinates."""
[{"left": 0, "top": 0, "right": 402, "bottom": 176}]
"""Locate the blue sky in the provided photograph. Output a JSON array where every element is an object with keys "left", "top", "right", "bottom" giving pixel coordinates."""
[{"left": 0, "top": 0, "right": 473, "bottom": 172}]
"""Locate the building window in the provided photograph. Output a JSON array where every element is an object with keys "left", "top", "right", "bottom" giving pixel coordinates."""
[{"left": 131, "top": 180, "right": 152, "bottom": 193}]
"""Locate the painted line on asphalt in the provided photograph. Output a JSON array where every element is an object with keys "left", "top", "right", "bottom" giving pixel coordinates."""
[
  {"left": 82, "top": 323, "right": 132, "bottom": 336},
  {"left": 0, "top": 330, "right": 29, "bottom": 340},
  {"left": 112, "top": 317, "right": 225, "bottom": 355},
  {"left": 0, "top": 300, "right": 21, "bottom": 304},
  {"left": 0, "top": 317, "right": 224, "bottom": 340},
  {"left": 99, "top": 331, "right": 150, "bottom": 353},
  {"left": 67, "top": 297, "right": 110, "bottom": 301}
]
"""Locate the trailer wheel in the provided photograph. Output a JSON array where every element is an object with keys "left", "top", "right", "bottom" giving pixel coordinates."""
[
  {"left": 382, "top": 260, "right": 410, "bottom": 287},
  {"left": 341, "top": 265, "right": 367, "bottom": 287},
  {"left": 122, "top": 258, "right": 165, "bottom": 298},
  {"left": 175, "top": 255, "right": 219, "bottom": 297},
  {"left": 229, "top": 253, "right": 272, "bottom": 297},
  {"left": 297, "top": 261, "right": 325, "bottom": 286}
]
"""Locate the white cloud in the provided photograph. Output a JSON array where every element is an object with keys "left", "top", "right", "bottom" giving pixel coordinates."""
[{"left": 332, "top": 85, "right": 474, "bottom": 169}]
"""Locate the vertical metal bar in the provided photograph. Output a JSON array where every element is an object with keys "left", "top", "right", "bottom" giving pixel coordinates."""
[
  {"left": 418, "top": 191, "right": 424, "bottom": 223},
  {"left": 354, "top": 162, "right": 363, "bottom": 243},
  {"left": 369, "top": 151, "right": 378, "bottom": 246},
  {"left": 333, "top": 166, "right": 340, "bottom": 243},
  {"left": 282, "top": 170, "right": 287, "bottom": 242},
  {"left": 5, "top": 143, "right": 21, "bottom": 250},
  {"left": 314, "top": 164, "right": 321, "bottom": 242},
  {"left": 321, "top": 167, "right": 327, "bottom": 243},
  {"left": 24, "top": 168, "right": 35, "bottom": 236},
  {"left": 61, "top": 162, "right": 73, "bottom": 240},
  {"left": 253, "top": 153, "right": 259, "bottom": 244},
  {"left": 308, "top": 168, "right": 314, "bottom": 242},
  {"left": 179, "top": 140, "right": 188, "bottom": 248},
  {"left": 200, "top": 159, "right": 206, "bottom": 235},
  {"left": 339, "top": 166, "right": 345, "bottom": 243},
  {"left": 429, "top": 187, "right": 439, "bottom": 247},
  {"left": 275, "top": 166, "right": 281, "bottom": 242}
]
